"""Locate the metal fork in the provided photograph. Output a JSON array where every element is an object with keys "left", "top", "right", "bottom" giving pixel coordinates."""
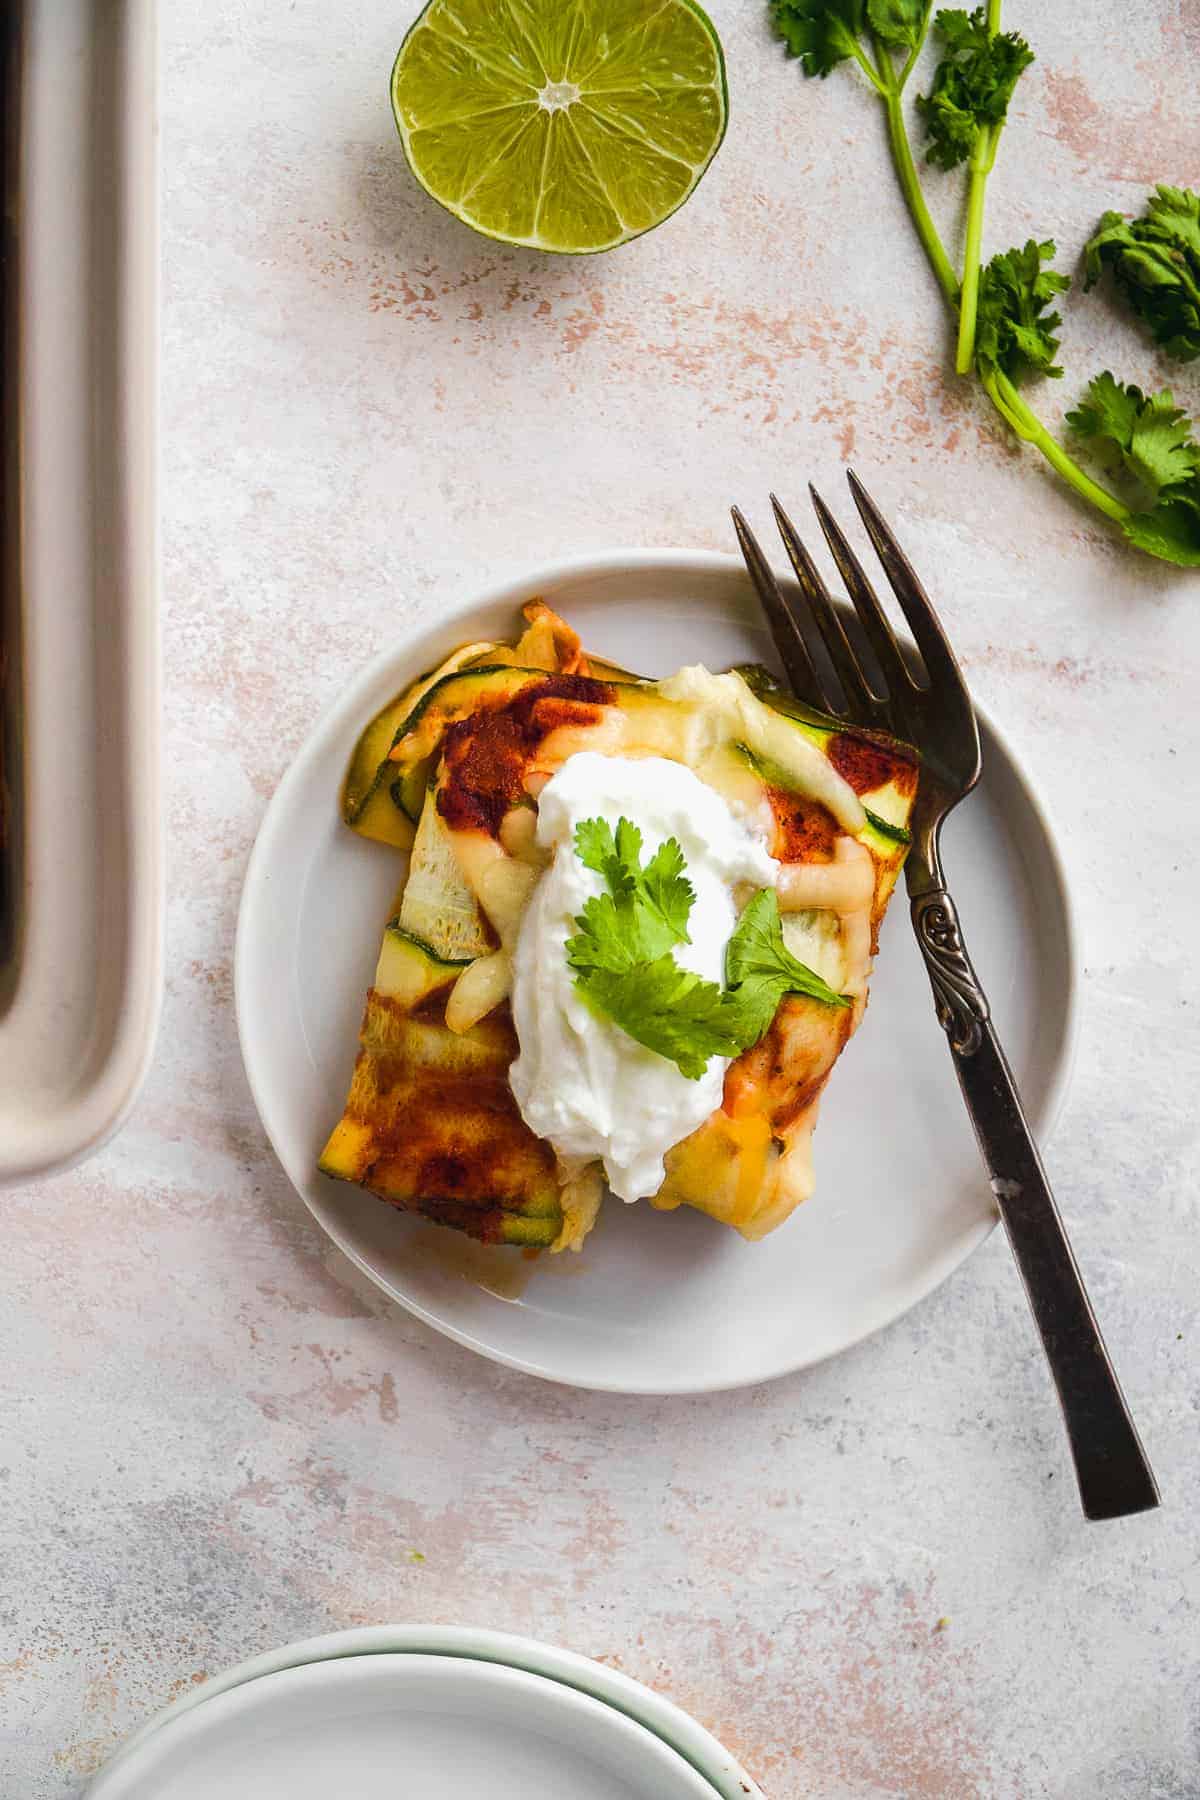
[{"left": 733, "top": 472, "right": 1159, "bottom": 1522}]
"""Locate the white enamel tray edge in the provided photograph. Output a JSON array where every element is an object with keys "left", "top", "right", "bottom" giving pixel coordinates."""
[
  {"left": 235, "top": 548, "right": 1079, "bottom": 1394},
  {"left": 0, "top": 0, "right": 161, "bottom": 1183},
  {"left": 87, "top": 1627, "right": 767, "bottom": 1800}
]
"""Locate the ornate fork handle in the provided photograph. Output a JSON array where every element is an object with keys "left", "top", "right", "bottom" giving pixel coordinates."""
[
  {"left": 911, "top": 890, "right": 990, "bottom": 1056},
  {"left": 910, "top": 885, "right": 1159, "bottom": 1521}
]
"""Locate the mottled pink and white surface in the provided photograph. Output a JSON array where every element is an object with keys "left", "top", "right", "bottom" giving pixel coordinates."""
[{"left": 4, "top": 2, "right": 1200, "bottom": 1795}]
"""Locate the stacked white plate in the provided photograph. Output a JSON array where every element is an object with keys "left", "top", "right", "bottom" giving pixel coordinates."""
[{"left": 86, "top": 1626, "right": 766, "bottom": 1799}]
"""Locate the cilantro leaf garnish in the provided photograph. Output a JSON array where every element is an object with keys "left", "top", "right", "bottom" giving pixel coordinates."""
[
  {"left": 638, "top": 838, "right": 695, "bottom": 944},
  {"left": 1067, "top": 375, "right": 1200, "bottom": 568},
  {"left": 568, "top": 816, "right": 695, "bottom": 968},
  {"left": 725, "top": 888, "right": 853, "bottom": 1048},
  {"left": 1085, "top": 187, "right": 1200, "bottom": 365},
  {"left": 573, "top": 815, "right": 637, "bottom": 891},
  {"left": 574, "top": 958, "right": 748, "bottom": 1082},
  {"left": 566, "top": 818, "right": 850, "bottom": 1082},
  {"left": 725, "top": 888, "right": 851, "bottom": 1008}
]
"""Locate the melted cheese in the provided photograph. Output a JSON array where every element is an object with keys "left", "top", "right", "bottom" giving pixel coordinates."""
[
  {"left": 655, "top": 667, "right": 866, "bottom": 834},
  {"left": 776, "top": 836, "right": 875, "bottom": 913}
]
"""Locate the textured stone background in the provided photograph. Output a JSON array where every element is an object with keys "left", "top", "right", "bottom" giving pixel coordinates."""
[{"left": 3, "top": 2, "right": 1200, "bottom": 1794}]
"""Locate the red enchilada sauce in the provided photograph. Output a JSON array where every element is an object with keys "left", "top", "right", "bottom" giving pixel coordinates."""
[
  {"left": 437, "top": 674, "right": 616, "bottom": 837},
  {"left": 827, "top": 731, "right": 918, "bottom": 797}
]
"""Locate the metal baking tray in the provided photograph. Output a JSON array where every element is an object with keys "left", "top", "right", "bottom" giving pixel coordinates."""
[{"left": 0, "top": 0, "right": 160, "bottom": 1182}]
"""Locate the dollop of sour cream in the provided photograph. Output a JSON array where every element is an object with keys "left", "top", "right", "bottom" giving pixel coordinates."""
[{"left": 509, "top": 752, "right": 778, "bottom": 1203}]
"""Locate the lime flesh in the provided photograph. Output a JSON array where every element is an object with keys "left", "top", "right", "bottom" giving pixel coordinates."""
[{"left": 391, "top": 0, "right": 728, "bottom": 254}]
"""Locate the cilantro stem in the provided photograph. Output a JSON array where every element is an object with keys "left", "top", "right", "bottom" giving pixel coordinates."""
[
  {"left": 873, "top": 41, "right": 957, "bottom": 305},
  {"left": 879, "top": 82, "right": 960, "bottom": 308},
  {"left": 849, "top": 34, "right": 888, "bottom": 96},
  {"left": 954, "top": 0, "right": 1003, "bottom": 375},
  {"left": 895, "top": 11, "right": 934, "bottom": 92},
  {"left": 956, "top": 133, "right": 994, "bottom": 372},
  {"left": 981, "top": 369, "right": 1134, "bottom": 525}
]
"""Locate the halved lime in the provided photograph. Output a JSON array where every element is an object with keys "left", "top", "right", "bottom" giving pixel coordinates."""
[{"left": 390, "top": 0, "right": 728, "bottom": 254}]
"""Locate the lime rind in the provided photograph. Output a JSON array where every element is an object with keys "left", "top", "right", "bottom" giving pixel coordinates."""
[{"left": 390, "top": 0, "right": 728, "bottom": 255}]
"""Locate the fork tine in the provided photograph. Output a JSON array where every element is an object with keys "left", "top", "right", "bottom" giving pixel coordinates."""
[
  {"left": 730, "top": 506, "right": 825, "bottom": 708},
  {"left": 845, "top": 471, "right": 968, "bottom": 701},
  {"left": 805, "top": 485, "right": 917, "bottom": 703},
  {"left": 771, "top": 494, "right": 878, "bottom": 716}
]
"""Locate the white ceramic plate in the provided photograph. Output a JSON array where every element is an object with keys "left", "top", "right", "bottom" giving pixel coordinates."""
[
  {"left": 89, "top": 1626, "right": 765, "bottom": 1800},
  {"left": 237, "top": 550, "right": 1077, "bottom": 1393},
  {"left": 85, "top": 1654, "right": 725, "bottom": 1800}
]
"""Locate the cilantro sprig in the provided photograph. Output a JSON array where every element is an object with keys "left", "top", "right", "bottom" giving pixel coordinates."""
[
  {"left": 1085, "top": 187, "right": 1200, "bottom": 364},
  {"left": 1067, "top": 376, "right": 1200, "bottom": 567},
  {"left": 769, "top": 0, "right": 929, "bottom": 79},
  {"left": 768, "top": 4, "right": 1200, "bottom": 567},
  {"left": 568, "top": 816, "right": 696, "bottom": 969},
  {"left": 565, "top": 818, "right": 849, "bottom": 1082},
  {"left": 725, "top": 887, "right": 853, "bottom": 1043},
  {"left": 917, "top": 8, "right": 1032, "bottom": 173},
  {"left": 916, "top": 8, "right": 1032, "bottom": 373},
  {"left": 974, "top": 238, "right": 1069, "bottom": 383}
]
